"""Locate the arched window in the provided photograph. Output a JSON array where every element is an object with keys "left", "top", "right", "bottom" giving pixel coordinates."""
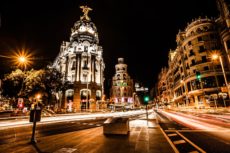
[
  {"left": 80, "top": 89, "right": 91, "bottom": 100},
  {"left": 96, "top": 90, "right": 101, "bottom": 100},
  {"left": 66, "top": 89, "right": 74, "bottom": 102}
]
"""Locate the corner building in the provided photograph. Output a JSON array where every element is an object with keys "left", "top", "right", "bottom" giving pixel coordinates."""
[
  {"left": 110, "top": 58, "right": 134, "bottom": 109},
  {"left": 53, "top": 6, "right": 105, "bottom": 111},
  {"left": 156, "top": 0, "right": 230, "bottom": 108}
]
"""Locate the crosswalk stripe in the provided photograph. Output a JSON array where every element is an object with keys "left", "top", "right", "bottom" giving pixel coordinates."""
[
  {"left": 168, "top": 133, "right": 177, "bottom": 137},
  {"left": 173, "top": 139, "right": 186, "bottom": 145}
]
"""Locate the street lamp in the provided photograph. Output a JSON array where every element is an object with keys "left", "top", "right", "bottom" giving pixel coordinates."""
[
  {"left": 13, "top": 49, "right": 32, "bottom": 70},
  {"left": 17, "top": 55, "right": 28, "bottom": 97},
  {"left": 180, "top": 80, "right": 189, "bottom": 108},
  {"left": 18, "top": 56, "right": 26, "bottom": 64},
  {"left": 212, "top": 53, "right": 230, "bottom": 100},
  {"left": 30, "top": 94, "right": 41, "bottom": 144},
  {"left": 18, "top": 55, "right": 28, "bottom": 71},
  {"left": 86, "top": 72, "right": 91, "bottom": 111}
]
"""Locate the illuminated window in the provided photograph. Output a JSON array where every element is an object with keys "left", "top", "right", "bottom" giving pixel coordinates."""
[{"left": 96, "top": 90, "right": 101, "bottom": 100}]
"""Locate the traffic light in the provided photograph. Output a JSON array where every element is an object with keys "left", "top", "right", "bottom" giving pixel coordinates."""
[
  {"left": 144, "top": 95, "right": 149, "bottom": 105},
  {"left": 196, "top": 71, "right": 201, "bottom": 81}
]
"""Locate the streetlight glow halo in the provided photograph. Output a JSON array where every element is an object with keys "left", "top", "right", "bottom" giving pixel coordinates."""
[{"left": 11, "top": 49, "right": 33, "bottom": 69}]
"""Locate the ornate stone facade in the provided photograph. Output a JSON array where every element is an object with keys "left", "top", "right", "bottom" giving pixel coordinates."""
[
  {"left": 53, "top": 6, "right": 105, "bottom": 111},
  {"left": 110, "top": 58, "right": 134, "bottom": 109}
]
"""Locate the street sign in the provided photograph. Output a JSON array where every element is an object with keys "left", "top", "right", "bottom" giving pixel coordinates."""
[
  {"left": 29, "top": 108, "right": 42, "bottom": 122},
  {"left": 17, "top": 98, "right": 24, "bottom": 108}
]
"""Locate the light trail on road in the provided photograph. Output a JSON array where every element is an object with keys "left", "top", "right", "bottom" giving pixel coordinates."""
[
  {"left": 160, "top": 110, "right": 230, "bottom": 144},
  {"left": 0, "top": 110, "right": 152, "bottom": 130},
  {"left": 160, "top": 110, "right": 226, "bottom": 130}
]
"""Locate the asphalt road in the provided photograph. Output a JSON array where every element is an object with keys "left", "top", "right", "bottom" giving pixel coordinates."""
[
  {"left": 0, "top": 112, "right": 174, "bottom": 153},
  {"left": 156, "top": 110, "right": 230, "bottom": 153},
  {"left": 0, "top": 112, "right": 147, "bottom": 145},
  {"left": 0, "top": 118, "right": 106, "bottom": 145}
]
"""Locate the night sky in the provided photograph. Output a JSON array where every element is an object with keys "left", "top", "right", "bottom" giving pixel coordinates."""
[{"left": 0, "top": 0, "right": 219, "bottom": 92}]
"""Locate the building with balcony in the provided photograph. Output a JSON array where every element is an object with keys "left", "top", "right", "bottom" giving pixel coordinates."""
[
  {"left": 156, "top": 1, "right": 230, "bottom": 108},
  {"left": 53, "top": 6, "right": 105, "bottom": 112}
]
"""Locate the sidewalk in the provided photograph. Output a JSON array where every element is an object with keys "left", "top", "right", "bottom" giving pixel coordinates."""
[{"left": 0, "top": 116, "right": 174, "bottom": 153}]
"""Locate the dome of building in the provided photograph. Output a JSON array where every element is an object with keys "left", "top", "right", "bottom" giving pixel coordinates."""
[{"left": 70, "top": 17, "right": 99, "bottom": 43}]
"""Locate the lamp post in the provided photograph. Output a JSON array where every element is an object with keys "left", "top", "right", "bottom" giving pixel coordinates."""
[
  {"left": 86, "top": 72, "right": 91, "bottom": 111},
  {"left": 180, "top": 80, "right": 189, "bottom": 108},
  {"left": 86, "top": 80, "right": 89, "bottom": 110},
  {"left": 31, "top": 94, "right": 41, "bottom": 144},
  {"left": 18, "top": 55, "right": 28, "bottom": 96},
  {"left": 211, "top": 56, "right": 220, "bottom": 109},
  {"left": 212, "top": 54, "right": 230, "bottom": 100}
]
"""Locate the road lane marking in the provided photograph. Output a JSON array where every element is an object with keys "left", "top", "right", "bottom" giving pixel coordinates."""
[
  {"left": 168, "top": 133, "right": 177, "bottom": 137},
  {"left": 159, "top": 127, "right": 179, "bottom": 153},
  {"left": 176, "top": 131, "right": 206, "bottom": 153},
  {"left": 173, "top": 139, "right": 186, "bottom": 145}
]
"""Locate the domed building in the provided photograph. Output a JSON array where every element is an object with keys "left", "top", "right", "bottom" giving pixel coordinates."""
[{"left": 53, "top": 6, "right": 105, "bottom": 112}]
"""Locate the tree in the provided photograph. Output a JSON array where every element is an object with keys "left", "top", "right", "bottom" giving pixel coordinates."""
[
  {"left": 2, "top": 67, "right": 63, "bottom": 108},
  {"left": 23, "top": 67, "right": 63, "bottom": 106},
  {"left": 23, "top": 69, "right": 46, "bottom": 97},
  {"left": 2, "top": 69, "right": 25, "bottom": 98},
  {"left": 42, "top": 67, "right": 63, "bottom": 106}
]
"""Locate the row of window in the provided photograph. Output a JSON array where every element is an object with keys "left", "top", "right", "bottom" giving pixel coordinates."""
[
  {"left": 185, "top": 33, "right": 217, "bottom": 49},
  {"left": 174, "top": 75, "right": 226, "bottom": 97}
]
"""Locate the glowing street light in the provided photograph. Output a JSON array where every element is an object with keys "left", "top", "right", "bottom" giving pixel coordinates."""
[
  {"left": 18, "top": 55, "right": 28, "bottom": 97},
  {"left": 12, "top": 49, "right": 32, "bottom": 70},
  {"left": 36, "top": 94, "right": 41, "bottom": 100},
  {"left": 211, "top": 53, "right": 230, "bottom": 100},
  {"left": 18, "top": 56, "right": 26, "bottom": 63},
  {"left": 14, "top": 50, "right": 33, "bottom": 97},
  {"left": 17, "top": 55, "right": 28, "bottom": 69}
]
